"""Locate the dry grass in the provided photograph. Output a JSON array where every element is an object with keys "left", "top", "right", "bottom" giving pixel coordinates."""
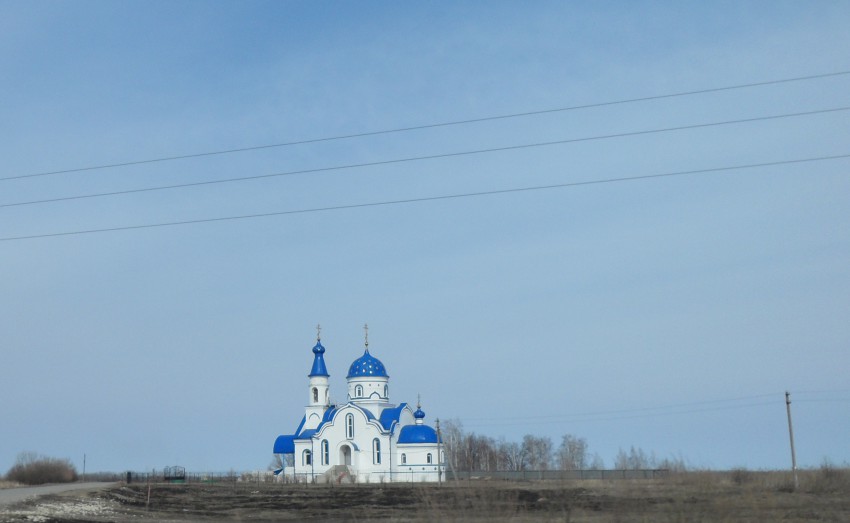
[
  {"left": 0, "top": 480, "right": 22, "bottom": 489},
  {"left": 3, "top": 469, "right": 848, "bottom": 522}
]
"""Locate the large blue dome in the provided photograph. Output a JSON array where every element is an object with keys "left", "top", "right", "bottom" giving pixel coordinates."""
[
  {"left": 347, "top": 349, "right": 388, "bottom": 378},
  {"left": 398, "top": 424, "right": 438, "bottom": 444}
]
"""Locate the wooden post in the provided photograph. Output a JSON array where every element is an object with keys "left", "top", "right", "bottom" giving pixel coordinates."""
[{"left": 785, "top": 391, "right": 799, "bottom": 490}]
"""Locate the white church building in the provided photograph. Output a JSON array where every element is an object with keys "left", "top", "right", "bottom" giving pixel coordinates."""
[{"left": 273, "top": 327, "right": 444, "bottom": 483}]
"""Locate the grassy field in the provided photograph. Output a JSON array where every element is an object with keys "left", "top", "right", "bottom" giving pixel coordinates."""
[{"left": 1, "top": 468, "right": 848, "bottom": 522}]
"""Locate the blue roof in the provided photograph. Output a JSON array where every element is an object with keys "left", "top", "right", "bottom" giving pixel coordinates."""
[
  {"left": 379, "top": 403, "right": 408, "bottom": 432},
  {"left": 273, "top": 415, "right": 307, "bottom": 453},
  {"left": 294, "top": 407, "right": 339, "bottom": 440},
  {"left": 309, "top": 340, "right": 329, "bottom": 377},
  {"left": 347, "top": 349, "right": 388, "bottom": 378},
  {"left": 321, "top": 406, "right": 338, "bottom": 424},
  {"left": 398, "top": 424, "right": 439, "bottom": 444},
  {"left": 294, "top": 415, "right": 306, "bottom": 435},
  {"left": 360, "top": 406, "right": 376, "bottom": 421},
  {"left": 297, "top": 429, "right": 317, "bottom": 440},
  {"left": 273, "top": 435, "right": 295, "bottom": 454}
]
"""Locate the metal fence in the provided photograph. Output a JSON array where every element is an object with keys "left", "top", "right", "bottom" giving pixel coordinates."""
[
  {"left": 125, "top": 471, "right": 277, "bottom": 484},
  {"left": 123, "top": 468, "right": 667, "bottom": 484},
  {"left": 447, "top": 469, "right": 669, "bottom": 481}
]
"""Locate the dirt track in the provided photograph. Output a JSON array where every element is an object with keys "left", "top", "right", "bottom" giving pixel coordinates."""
[{"left": 0, "top": 483, "right": 115, "bottom": 507}]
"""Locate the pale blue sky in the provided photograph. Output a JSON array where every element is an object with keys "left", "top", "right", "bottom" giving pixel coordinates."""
[{"left": 1, "top": 1, "right": 848, "bottom": 473}]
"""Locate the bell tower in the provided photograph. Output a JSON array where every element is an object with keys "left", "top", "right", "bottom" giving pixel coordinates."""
[{"left": 307, "top": 325, "right": 330, "bottom": 408}]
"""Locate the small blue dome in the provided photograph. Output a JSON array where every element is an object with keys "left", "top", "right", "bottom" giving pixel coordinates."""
[
  {"left": 347, "top": 349, "right": 388, "bottom": 378},
  {"left": 309, "top": 341, "right": 329, "bottom": 377},
  {"left": 398, "top": 424, "right": 438, "bottom": 444},
  {"left": 414, "top": 407, "right": 426, "bottom": 419}
]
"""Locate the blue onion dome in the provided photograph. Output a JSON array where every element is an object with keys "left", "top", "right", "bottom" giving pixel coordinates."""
[
  {"left": 309, "top": 340, "right": 329, "bottom": 377},
  {"left": 414, "top": 407, "right": 426, "bottom": 419},
  {"left": 346, "top": 349, "right": 388, "bottom": 378},
  {"left": 398, "top": 424, "right": 439, "bottom": 444}
]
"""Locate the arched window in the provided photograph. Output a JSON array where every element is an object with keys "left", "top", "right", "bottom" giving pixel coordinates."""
[
  {"left": 373, "top": 438, "right": 381, "bottom": 464},
  {"left": 312, "top": 387, "right": 318, "bottom": 403},
  {"left": 345, "top": 413, "right": 354, "bottom": 439},
  {"left": 383, "top": 385, "right": 388, "bottom": 398},
  {"left": 303, "top": 449, "right": 312, "bottom": 466},
  {"left": 426, "top": 453, "right": 432, "bottom": 464},
  {"left": 355, "top": 385, "right": 363, "bottom": 398},
  {"left": 401, "top": 453, "right": 407, "bottom": 464},
  {"left": 322, "top": 440, "right": 329, "bottom": 465}
]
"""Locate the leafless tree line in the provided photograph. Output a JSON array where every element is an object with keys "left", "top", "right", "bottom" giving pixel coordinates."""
[{"left": 439, "top": 420, "right": 686, "bottom": 472}]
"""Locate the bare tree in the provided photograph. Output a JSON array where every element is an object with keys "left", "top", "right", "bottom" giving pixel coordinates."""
[
  {"left": 557, "top": 434, "right": 588, "bottom": 470},
  {"left": 498, "top": 439, "right": 524, "bottom": 471},
  {"left": 614, "top": 446, "right": 656, "bottom": 469},
  {"left": 657, "top": 453, "right": 688, "bottom": 472},
  {"left": 521, "top": 435, "right": 553, "bottom": 470},
  {"left": 589, "top": 452, "right": 605, "bottom": 469},
  {"left": 440, "top": 418, "right": 465, "bottom": 471},
  {"left": 614, "top": 448, "right": 629, "bottom": 469}
]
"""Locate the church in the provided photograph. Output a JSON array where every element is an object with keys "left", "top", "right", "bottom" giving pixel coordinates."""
[{"left": 272, "top": 326, "right": 444, "bottom": 483}]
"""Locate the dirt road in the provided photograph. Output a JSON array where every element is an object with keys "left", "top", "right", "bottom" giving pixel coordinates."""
[{"left": 0, "top": 482, "right": 115, "bottom": 506}]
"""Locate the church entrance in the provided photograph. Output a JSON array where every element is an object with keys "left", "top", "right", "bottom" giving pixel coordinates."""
[{"left": 340, "top": 445, "right": 352, "bottom": 466}]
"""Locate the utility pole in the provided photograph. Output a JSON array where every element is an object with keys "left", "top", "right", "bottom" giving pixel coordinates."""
[
  {"left": 435, "top": 418, "right": 442, "bottom": 487},
  {"left": 83, "top": 454, "right": 86, "bottom": 482},
  {"left": 785, "top": 391, "right": 799, "bottom": 490}
]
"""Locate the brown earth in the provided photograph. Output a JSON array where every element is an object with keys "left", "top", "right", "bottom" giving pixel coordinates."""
[{"left": 2, "top": 471, "right": 849, "bottom": 522}]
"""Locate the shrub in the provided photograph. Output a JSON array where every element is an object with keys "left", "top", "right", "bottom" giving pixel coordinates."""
[
  {"left": 806, "top": 461, "right": 850, "bottom": 493},
  {"left": 6, "top": 452, "right": 78, "bottom": 485},
  {"left": 730, "top": 467, "right": 752, "bottom": 486}
]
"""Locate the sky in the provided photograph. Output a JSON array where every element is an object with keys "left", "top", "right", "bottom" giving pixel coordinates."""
[{"left": 1, "top": 1, "right": 848, "bottom": 474}]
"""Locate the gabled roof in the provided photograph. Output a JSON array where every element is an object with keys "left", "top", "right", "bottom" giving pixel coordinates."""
[
  {"left": 379, "top": 403, "right": 408, "bottom": 432},
  {"left": 296, "top": 406, "right": 338, "bottom": 440}
]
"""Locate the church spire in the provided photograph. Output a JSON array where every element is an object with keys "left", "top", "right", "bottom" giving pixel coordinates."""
[
  {"left": 363, "top": 323, "right": 370, "bottom": 353},
  {"left": 308, "top": 326, "right": 329, "bottom": 377}
]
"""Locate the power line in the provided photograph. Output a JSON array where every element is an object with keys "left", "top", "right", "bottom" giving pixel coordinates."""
[
  {"left": 3, "top": 106, "right": 847, "bottom": 209},
  {"left": 466, "top": 401, "right": 779, "bottom": 427},
  {"left": 2, "top": 152, "right": 847, "bottom": 243},
  {"left": 463, "top": 393, "right": 782, "bottom": 423},
  {"left": 3, "top": 70, "right": 849, "bottom": 183},
  {"left": 462, "top": 388, "right": 850, "bottom": 426}
]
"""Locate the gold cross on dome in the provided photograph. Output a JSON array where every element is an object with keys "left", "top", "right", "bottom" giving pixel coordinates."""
[
  {"left": 364, "top": 323, "right": 369, "bottom": 349},
  {"left": 316, "top": 324, "right": 322, "bottom": 341}
]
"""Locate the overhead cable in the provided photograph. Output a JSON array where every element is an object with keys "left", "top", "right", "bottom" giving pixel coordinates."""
[
  {"left": 1, "top": 152, "right": 847, "bottom": 242},
  {"left": 2, "top": 106, "right": 847, "bottom": 209},
  {"left": 2, "top": 70, "right": 848, "bottom": 182}
]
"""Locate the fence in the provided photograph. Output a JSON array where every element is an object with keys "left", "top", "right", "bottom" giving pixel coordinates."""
[
  {"left": 447, "top": 469, "right": 669, "bottom": 481},
  {"left": 125, "top": 470, "right": 277, "bottom": 484},
  {"left": 123, "top": 468, "right": 666, "bottom": 484},
  {"left": 230, "top": 469, "right": 669, "bottom": 484}
]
